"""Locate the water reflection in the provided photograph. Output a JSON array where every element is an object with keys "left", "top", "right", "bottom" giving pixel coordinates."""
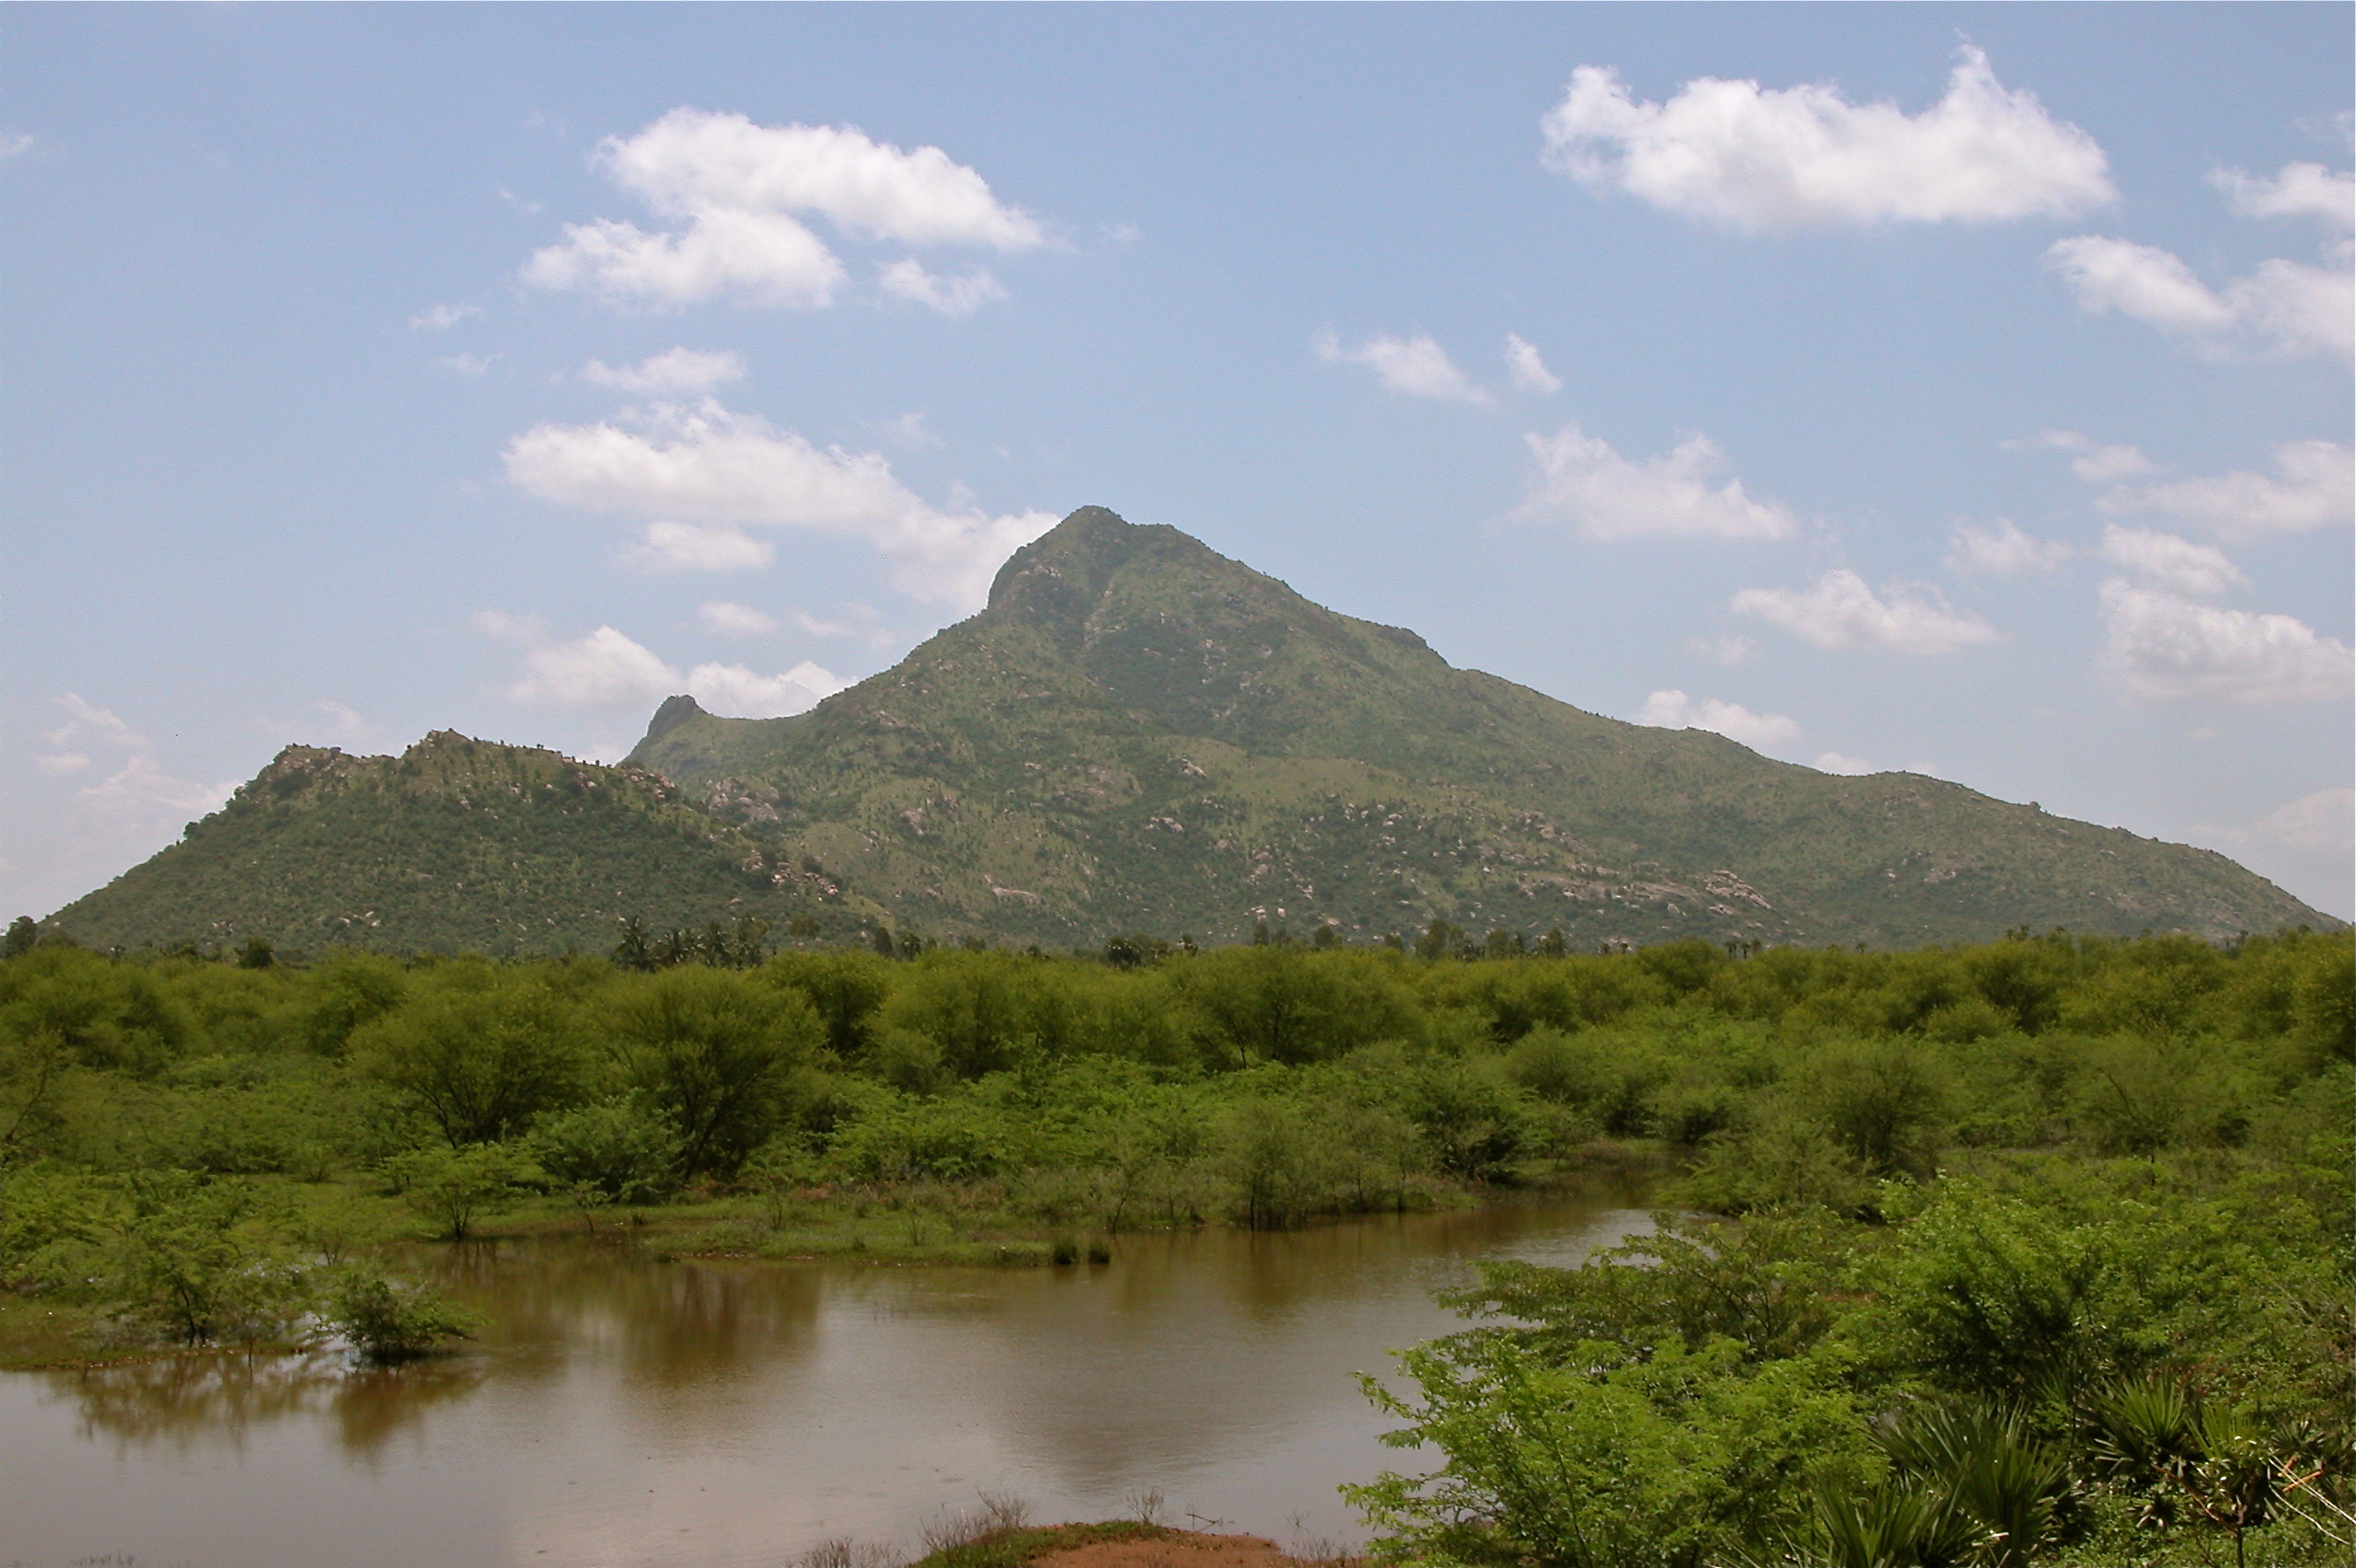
[
  {"left": 60, "top": 1347, "right": 487, "bottom": 1460},
  {"left": 3, "top": 1185, "right": 1651, "bottom": 1568}
]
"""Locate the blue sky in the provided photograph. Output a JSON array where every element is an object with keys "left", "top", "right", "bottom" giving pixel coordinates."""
[{"left": 6, "top": 5, "right": 2350, "bottom": 920}]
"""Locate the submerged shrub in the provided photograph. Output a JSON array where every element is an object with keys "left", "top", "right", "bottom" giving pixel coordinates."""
[
  {"left": 324, "top": 1264, "right": 479, "bottom": 1363},
  {"left": 101, "top": 1171, "right": 308, "bottom": 1346}
]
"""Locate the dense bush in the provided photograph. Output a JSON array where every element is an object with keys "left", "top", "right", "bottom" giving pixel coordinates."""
[{"left": 0, "top": 918, "right": 2342, "bottom": 1566}]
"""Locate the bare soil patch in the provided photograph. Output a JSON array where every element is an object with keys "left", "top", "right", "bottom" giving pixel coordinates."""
[{"left": 1031, "top": 1530, "right": 1346, "bottom": 1568}]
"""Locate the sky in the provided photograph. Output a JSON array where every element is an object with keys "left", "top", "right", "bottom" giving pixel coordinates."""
[{"left": 4, "top": 5, "right": 2350, "bottom": 922}]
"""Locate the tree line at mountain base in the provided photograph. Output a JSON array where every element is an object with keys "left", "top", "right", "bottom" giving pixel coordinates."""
[{"left": 0, "top": 925, "right": 2345, "bottom": 1563}]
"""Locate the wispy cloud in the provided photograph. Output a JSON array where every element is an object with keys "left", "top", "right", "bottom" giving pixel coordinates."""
[
  {"left": 697, "top": 600, "right": 778, "bottom": 636},
  {"left": 1945, "top": 518, "right": 2072, "bottom": 577},
  {"left": 410, "top": 302, "right": 482, "bottom": 331},
  {"left": 2097, "top": 440, "right": 2353, "bottom": 541},
  {"left": 1517, "top": 423, "right": 1796, "bottom": 540},
  {"left": 582, "top": 347, "right": 746, "bottom": 394},
  {"left": 1733, "top": 570, "right": 1998, "bottom": 654},
  {"left": 620, "top": 520, "right": 776, "bottom": 573},
  {"left": 1503, "top": 334, "right": 1563, "bottom": 395},
  {"left": 1315, "top": 331, "right": 1494, "bottom": 405},
  {"left": 879, "top": 259, "right": 1008, "bottom": 317},
  {"left": 36, "top": 694, "right": 237, "bottom": 857}
]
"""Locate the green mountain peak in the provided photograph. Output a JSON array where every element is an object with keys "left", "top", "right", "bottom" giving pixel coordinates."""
[
  {"left": 625, "top": 507, "right": 2331, "bottom": 949},
  {"left": 42, "top": 507, "right": 2335, "bottom": 954}
]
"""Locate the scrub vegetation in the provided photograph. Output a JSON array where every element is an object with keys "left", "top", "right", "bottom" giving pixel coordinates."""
[{"left": 0, "top": 918, "right": 2345, "bottom": 1564}]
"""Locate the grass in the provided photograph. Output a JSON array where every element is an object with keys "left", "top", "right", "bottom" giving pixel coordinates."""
[{"left": 906, "top": 1521, "right": 1173, "bottom": 1568}]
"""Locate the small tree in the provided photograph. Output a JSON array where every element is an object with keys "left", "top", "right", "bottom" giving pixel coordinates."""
[
  {"left": 324, "top": 1264, "right": 479, "bottom": 1363},
  {"left": 391, "top": 1143, "right": 541, "bottom": 1240},
  {"left": 606, "top": 967, "right": 822, "bottom": 1182},
  {"left": 353, "top": 980, "right": 583, "bottom": 1147}
]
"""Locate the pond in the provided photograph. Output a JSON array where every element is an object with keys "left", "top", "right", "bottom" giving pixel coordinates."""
[{"left": 0, "top": 1182, "right": 1655, "bottom": 1568}]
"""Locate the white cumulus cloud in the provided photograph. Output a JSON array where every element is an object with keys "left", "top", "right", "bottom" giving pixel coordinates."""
[
  {"left": 1637, "top": 689, "right": 1802, "bottom": 749},
  {"left": 487, "top": 621, "right": 846, "bottom": 719},
  {"left": 2210, "top": 162, "right": 2355, "bottom": 232},
  {"left": 1517, "top": 423, "right": 1796, "bottom": 540},
  {"left": 2097, "top": 526, "right": 2247, "bottom": 597},
  {"left": 2098, "top": 580, "right": 2353, "bottom": 705},
  {"left": 504, "top": 625, "right": 681, "bottom": 709},
  {"left": 1504, "top": 334, "right": 1563, "bottom": 394},
  {"left": 879, "top": 259, "right": 1009, "bottom": 317},
  {"left": 686, "top": 660, "right": 847, "bottom": 719},
  {"left": 1946, "top": 518, "right": 2072, "bottom": 576},
  {"left": 698, "top": 600, "right": 779, "bottom": 636},
  {"left": 2098, "top": 440, "right": 2354, "bottom": 541},
  {"left": 1813, "top": 752, "right": 1877, "bottom": 776},
  {"left": 1315, "top": 331, "right": 1494, "bottom": 405},
  {"left": 525, "top": 110, "right": 1040, "bottom": 311},
  {"left": 1542, "top": 46, "right": 2113, "bottom": 233},
  {"left": 2046, "top": 235, "right": 2353, "bottom": 361},
  {"left": 1732, "top": 569, "right": 1999, "bottom": 654},
  {"left": 582, "top": 347, "right": 746, "bottom": 394},
  {"left": 505, "top": 398, "right": 1056, "bottom": 608}
]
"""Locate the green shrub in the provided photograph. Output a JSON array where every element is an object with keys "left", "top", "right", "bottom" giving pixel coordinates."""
[
  {"left": 323, "top": 1263, "right": 479, "bottom": 1363},
  {"left": 528, "top": 1096, "right": 681, "bottom": 1205}
]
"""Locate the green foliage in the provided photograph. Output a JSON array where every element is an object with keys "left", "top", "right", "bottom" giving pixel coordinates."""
[
  {"left": 1173, "top": 946, "right": 1415, "bottom": 1067},
  {"left": 527, "top": 1096, "right": 681, "bottom": 1205},
  {"left": 0, "top": 918, "right": 2343, "bottom": 1568},
  {"left": 604, "top": 966, "right": 821, "bottom": 1181},
  {"left": 353, "top": 968, "right": 584, "bottom": 1146},
  {"left": 1349, "top": 1334, "right": 1866, "bottom": 1568},
  {"left": 387, "top": 1142, "right": 541, "bottom": 1240},
  {"left": 322, "top": 1263, "right": 479, "bottom": 1363},
  {"left": 100, "top": 1171, "right": 308, "bottom": 1345}
]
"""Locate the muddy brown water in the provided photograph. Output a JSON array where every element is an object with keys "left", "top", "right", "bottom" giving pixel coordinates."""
[{"left": 0, "top": 1185, "right": 1654, "bottom": 1568}]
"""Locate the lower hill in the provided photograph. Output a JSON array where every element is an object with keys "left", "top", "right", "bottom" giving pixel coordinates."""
[{"left": 45, "top": 732, "right": 877, "bottom": 957}]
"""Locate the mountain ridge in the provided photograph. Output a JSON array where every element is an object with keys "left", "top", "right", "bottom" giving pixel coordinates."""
[
  {"left": 622, "top": 507, "right": 2329, "bottom": 948},
  {"left": 43, "top": 507, "right": 2335, "bottom": 953}
]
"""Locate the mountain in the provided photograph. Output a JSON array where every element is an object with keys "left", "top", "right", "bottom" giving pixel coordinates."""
[
  {"left": 43, "top": 509, "right": 2330, "bottom": 955},
  {"left": 46, "top": 732, "right": 875, "bottom": 956},
  {"left": 624, "top": 507, "right": 2330, "bottom": 949}
]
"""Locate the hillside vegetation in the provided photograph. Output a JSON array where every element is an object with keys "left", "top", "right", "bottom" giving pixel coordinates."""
[
  {"left": 630, "top": 508, "right": 2328, "bottom": 949},
  {"left": 47, "top": 732, "right": 879, "bottom": 955}
]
